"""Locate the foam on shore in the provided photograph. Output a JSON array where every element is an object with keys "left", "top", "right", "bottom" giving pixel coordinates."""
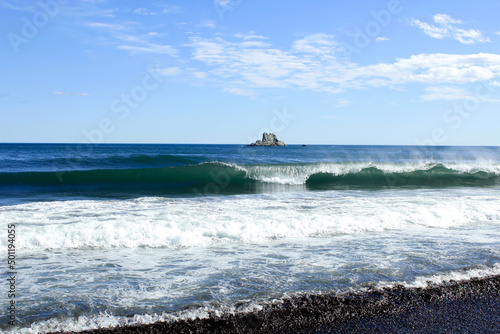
[{"left": 7, "top": 265, "right": 500, "bottom": 334}]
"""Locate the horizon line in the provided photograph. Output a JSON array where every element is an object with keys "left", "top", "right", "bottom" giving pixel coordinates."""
[{"left": 1, "top": 142, "right": 499, "bottom": 148}]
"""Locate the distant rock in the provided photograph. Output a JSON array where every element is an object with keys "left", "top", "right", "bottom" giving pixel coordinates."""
[{"left": 249, "top": 133, "right": 287, "bottom": 146}]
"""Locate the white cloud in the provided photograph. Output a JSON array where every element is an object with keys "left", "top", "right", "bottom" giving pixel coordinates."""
[
  {"left": 239, "top": 40, "right": 271, "bottom": 48},
  {"left": 490, "top": 80, "right": 500, "bottom": 87},
  {"left": 375, "top": 36, "right": 389, "bottom": 42},
  {"left": 199, "top": 20, "right": 217, "bottom": 29},
  {"left": 292, "top": 34, "right": 339, "bottom": 55},
  {"left": 235, "top": 32, "right": 269, "bottom": 40},
  {"left": 85, "top": 21, "right": 177, "bottom": 56},
  {"left": 117, "top": 43, "right": 177, "bottom": 56},
  {"left": 133, "top": 5, "right": 178, "bottom": 15},
  {"left": 161, "top": 5, "right": 180, "bottom": 14},
  {"left": 0, "top": 0, "right": 34, "bottom": 11},
  {"left": 409, "top": 14, "right": 490, "bottom": 44},
  {"left": 133, "top": 8, "right": 157, "bottom": 15},
  {"left": 192, "top": 71, "right": 208, "bottom": 79},
  {"left": 84, "top": 22, "right": 129, "bottom": 31},
  {"left": 420, "top": 84, "right": 500, "bottom": 102},
  {"left": 324, "top": 115, "right": 343, "bottom": 120},
  {"left": 356, "top": 53, "right": 500, "bottom": 85},
  {"left": 147, "top": 32, "right": 164, "bottom": 38},
  {"left": 419, "top": 86, "right": 470, "bottom": 101},
  {"left": 53, "top": 91, "right": 91, "bottom": 96},
  {"left": 155, "top": 67, "right": 181, "bottom": 76},
  {"left": 63, "top": 3, "right": 117, "bottom": 18},
  {"left": 190, "top": 36, "right": 317, "bottom": 90},
  {"left": 214, "top": 0, "right": 230, "bottom": 6},
  {"left": 188, "top": 33, "right": 500, "bottom": 95}
]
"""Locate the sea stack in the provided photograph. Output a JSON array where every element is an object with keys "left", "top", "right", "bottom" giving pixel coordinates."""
[{"left": 249, "top": 133, "right": 287, "bottom": 146}]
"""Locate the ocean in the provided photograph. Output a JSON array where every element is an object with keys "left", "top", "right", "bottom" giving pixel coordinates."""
[{"left": 1, "top": 143, "right": 499, "bottom": 333}]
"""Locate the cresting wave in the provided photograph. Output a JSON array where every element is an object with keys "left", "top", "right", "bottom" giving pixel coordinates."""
[{"left": 1, "top": 161, "right": 499, "bottom": 194}]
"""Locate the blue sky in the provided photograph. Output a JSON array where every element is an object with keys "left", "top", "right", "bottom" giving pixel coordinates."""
[{"left": 1, "top": 0, "right": 500, "bottom": 145}]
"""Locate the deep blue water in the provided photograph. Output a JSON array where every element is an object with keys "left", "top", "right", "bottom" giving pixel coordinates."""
[{"left": 2, "top": 144, "right": 500, "bottom": 172}]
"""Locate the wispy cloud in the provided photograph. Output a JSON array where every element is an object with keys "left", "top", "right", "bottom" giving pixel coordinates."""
[
  {"left": 117, "top": 43, "right": 177, "bottom": 56},
  {"left": 292, "top": 33, "right": 340, "bottom": 55},
  {"left": 188, "top": 33, "right": 500, "bottom": 95},
  {"left": 84, "top": 22, "right": 129, "bottom": 31},
  {"left": 420, "top": 85, "right": 500, "bottom": 102},
  {"left": 375, "top": 36, "right": 389, "bottom": 42},
  {"left": 133, "top": 8, "right": 157, "bottom": 15},
  {"left": 324, "top": 115, "right": 343, "bottom": 120},
  {"left": 190, "top": 35, "right": 315, "bottom": 91},
  {"left": 84, "top": 21, "right": 177, "bottom": 56},
  {"left": 334, "top": 99, "right": 350, "bottom": 108},
  {"left": 356, "top": 53, "right": 500, "bottom": 85},
  {"left": 61, "top": 1, "right": 117, "bottom": 18},
  {"left": 52, "top": 91, "right": 91, "bottom": 96},
  {"left": 154, "top": 67, "right": 181, "bottom": 76},
  {"left": 409, "top": 14, "right": 490, "bottom": 44},
  {"left": 419, "top": 86, "right": 470, "bottom": 101},
  {"left": 0, "top": 0, "right": 35, "bottom": 12},
  {"left": 235, "top": 32, "right": 270, "bottom": 40},
  {"left": 199, "top": 20, "right": 217, "bottom": 29},
  {"left": 131, "top": 5, "right": 179, "bottom": 15},
  {"left": 191, "top": 71, "right": 208, "bottom": 79}
]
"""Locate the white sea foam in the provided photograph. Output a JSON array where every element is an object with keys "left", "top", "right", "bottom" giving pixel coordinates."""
[
  {"left": 7, "top": 297, "right": 264, "bottom": 334},
  {"left": 1, "top": 189, "right": 499, "bottom": 251},
  {"left": 7, "top": 264, "right": 500, "bottom": 334},
  {"left": 2, "top": 188, "right": 499, "bottom": 333},
  {"left": 379, "top": 263, "right": 500, "bottom": 289}
]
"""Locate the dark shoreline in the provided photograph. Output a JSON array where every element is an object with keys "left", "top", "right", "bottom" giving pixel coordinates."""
[{"left": 59, "top": 275, "right": 500, "bottom": 334}]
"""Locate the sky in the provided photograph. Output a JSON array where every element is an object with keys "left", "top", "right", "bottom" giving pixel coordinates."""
[{"left": 1, "top": 0, "right": 500, "bottom": 145}]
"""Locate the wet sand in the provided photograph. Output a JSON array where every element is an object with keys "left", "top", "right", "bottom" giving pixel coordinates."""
[{"left": 64, "top": 275, "right": 500, "bottom": 334}]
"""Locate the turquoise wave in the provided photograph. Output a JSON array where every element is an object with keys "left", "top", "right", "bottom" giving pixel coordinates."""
[
  {"left": 305, "top": 165, "right": 498, "bottom": 189},
  {"left": 1, "top": 162, "right": 498, "bottom": 195}
]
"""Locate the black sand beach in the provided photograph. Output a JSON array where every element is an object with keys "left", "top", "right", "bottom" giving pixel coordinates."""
[{"left": 62, "top": 275, "right": 500, "bottom": 334}]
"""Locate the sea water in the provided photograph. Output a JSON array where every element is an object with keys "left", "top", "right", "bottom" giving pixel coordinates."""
[{"left": 0, "top": 144, "right": 499, "bottom": 333}]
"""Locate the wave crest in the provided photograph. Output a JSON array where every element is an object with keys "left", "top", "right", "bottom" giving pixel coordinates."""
[{"left": 1, "top": 162, "right": 499, "bottom": 195}]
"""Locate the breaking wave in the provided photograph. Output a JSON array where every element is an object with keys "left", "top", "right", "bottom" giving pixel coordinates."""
[{"left": 1, "top": 161, "right": 499, "bottom": 195}]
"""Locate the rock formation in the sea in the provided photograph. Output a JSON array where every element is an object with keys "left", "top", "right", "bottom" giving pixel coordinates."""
[{"left": 249, "top": 133, "right": 287, "bottom": 146}]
